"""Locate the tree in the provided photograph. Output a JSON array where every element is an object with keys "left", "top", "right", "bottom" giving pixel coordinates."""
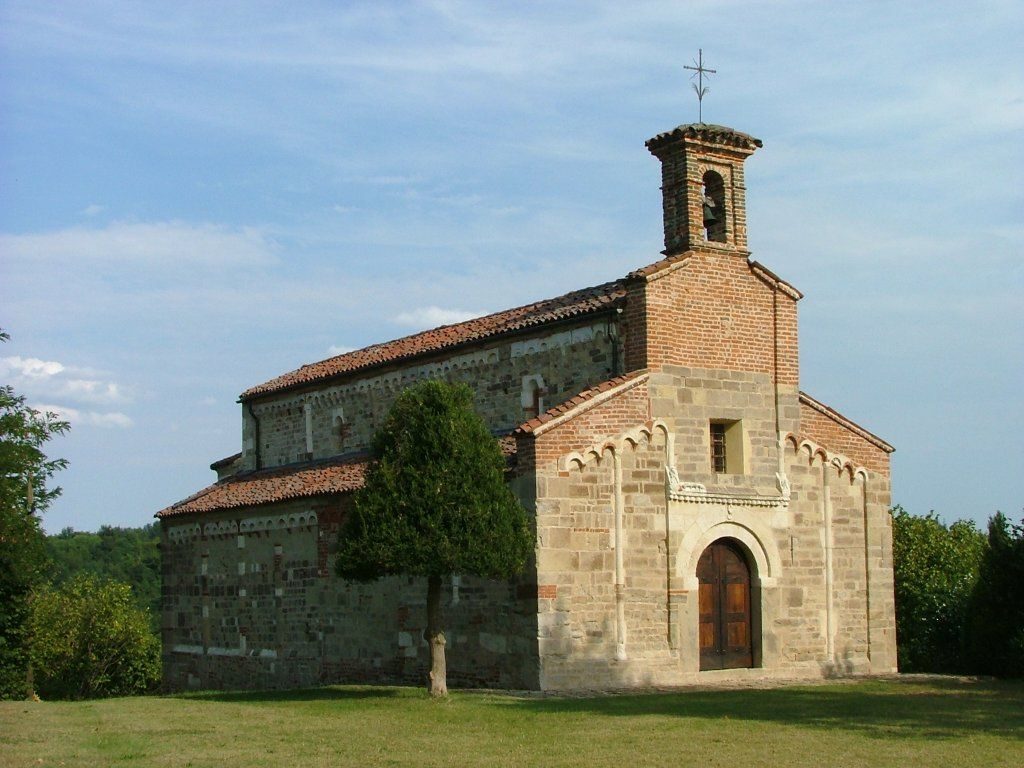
[
  {"left": 28, "top": 574, "right": 161, "bottom": 699},
  {"left": 47, "top": 524, "right": 162, "bottom": 629},
  {"left": 0, "top": 329, "right": 70, "bottom": 698},
  {"left": 890, "top": 505, "right": 986, "bottom": 673},
  {"left": 966, "top": 512, "right": 1024, "bottom": 678},
  {"left": 335, "top": 380, "right": 532, "bottom": 696}
]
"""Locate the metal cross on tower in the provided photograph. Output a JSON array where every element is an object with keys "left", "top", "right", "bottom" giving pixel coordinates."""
[{"left": 684, "top": 49, "right": 716, "bottom": 123}]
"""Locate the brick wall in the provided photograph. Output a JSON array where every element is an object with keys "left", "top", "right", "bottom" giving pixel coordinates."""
[
  {"left": 798, "top": 398, "right": 891, "bottom": 475},
  {"left": 623, "top": 253, "right": 799, "bottom": 386}
]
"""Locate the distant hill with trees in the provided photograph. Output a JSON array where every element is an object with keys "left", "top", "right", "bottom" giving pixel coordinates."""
[{"left": 46, "top": 524, "right": 161, "bottom": 628}]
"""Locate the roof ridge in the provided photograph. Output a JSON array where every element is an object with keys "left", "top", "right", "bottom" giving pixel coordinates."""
[
  {"left": 241, "top": 278, "right": 628, "bottom": 399},
  {"left": 239, "top": 246, "right": 794, "bottom": 401}
]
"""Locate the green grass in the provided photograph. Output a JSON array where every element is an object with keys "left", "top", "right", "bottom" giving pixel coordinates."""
[{"left": 1, "top": 677, "right": 1022, "bottom": 767}]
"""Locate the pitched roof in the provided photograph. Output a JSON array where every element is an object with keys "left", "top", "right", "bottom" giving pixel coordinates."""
[
  {"left": 798, "top": 392, "right": 894, "bottom": 454},
  {"left": 157, "top": 435, "right": 521, "bottom": 519},
  {"left": 156, "top": 455, "right": 368, "bottom": 518},
  {"left": 241, "top": 280, "right": 627, "bottom": 399},
  {"left": 645, "top": 123, "right": 763, "bottom": 153},
  {"left": 514, "top": 370, "right": 649, "bottom": 436}
]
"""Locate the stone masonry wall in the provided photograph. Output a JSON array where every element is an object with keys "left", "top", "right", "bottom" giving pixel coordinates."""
[
  {"left": 527, "top": 365, "right": 895, "bottom": 690},
  {"left": 161, "top": 496, "right": 539, "bottom": 691},
  {"left": 241, "top": 319, "right": 619, "bottom": 471}
]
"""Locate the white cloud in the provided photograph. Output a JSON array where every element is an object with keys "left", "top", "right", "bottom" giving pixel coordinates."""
[
  {"left": 61, "top": 379, "right": 127, "bottom": 405},
  {"left": 1, "top": 355, "right": 65, "bottom": 379},
  {"left": 0, "top": 220, "right": 276, "bottom": 270},
  {"left": 31, "top": 403, "right": 133, "bottom": 429},
  {"left": 327, "top": 345, "right": 355, "bottom": 357},
  {"left": 1, "top": 356, "right": 129, "bottom": 407},
  {"left": 81, "top": 204, "right": 105, "bottom": 217},
  {"left": 1, "top": 351, "right": 133, "bottom": 436},
  {"left": 393, "top": 306, "right": 480, "bottom": 329}
]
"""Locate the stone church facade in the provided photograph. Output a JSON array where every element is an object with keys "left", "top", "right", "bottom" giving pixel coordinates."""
[{"left": 158, "top": 122, "right": 897, "bottom": 691}]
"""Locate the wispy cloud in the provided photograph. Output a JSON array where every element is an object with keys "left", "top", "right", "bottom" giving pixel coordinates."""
[
  {"left": 32, "top": 403, "right": 133, "bottom": 429},
  {"left": 327, "top": 345, "right": 355, "bottom": 357},
  {"left": 0, "top": 220, "right": 276, "bottom": 270},
  {"left": 1, "top": 352, "right": 132, "bottom": 433},
  {"left": 393, "top": 306, "right": 480, "bottom": 329},
  {"left": 1, "top": 355, "right": 128, "bottom": 405}
]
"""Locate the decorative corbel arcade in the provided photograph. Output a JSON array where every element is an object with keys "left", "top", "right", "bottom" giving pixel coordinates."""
[{"left": 559, "top": 419, "right": 672, "bottom": 661}]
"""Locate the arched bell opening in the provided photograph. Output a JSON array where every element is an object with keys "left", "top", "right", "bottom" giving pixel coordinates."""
[
  {"left": 696, "top": 537, "right": 760, "bottom": 670},
  {"left": 702, "top": 170, "right": 727, "bottom": 243}
]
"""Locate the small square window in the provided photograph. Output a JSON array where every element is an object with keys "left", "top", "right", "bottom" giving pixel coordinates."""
[
  {"left": 710, "top": 420, "right": 744, "bottom": 474},
  {"left": 710, "top": 423, "right": 727, "bottom": 473}
]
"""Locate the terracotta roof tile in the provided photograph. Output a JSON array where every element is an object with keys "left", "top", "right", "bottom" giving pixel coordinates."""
[
  {"left": 645, "top": 123, "right": 763, "bottom": 153},
  {"left": 242, "top": 280, "right": 627, "bottom": 399},
  {"left": 625, "top": 252, "right": 692, "bottom": 281},
  {"left": 156, "top": 455, "right": 368, "bottom": 518},
  {"left": 158, "top": 436, "right": 521, "bottom": 519},
  {"left": 497, "top": 434, "right": 518, "bottom": 457}
]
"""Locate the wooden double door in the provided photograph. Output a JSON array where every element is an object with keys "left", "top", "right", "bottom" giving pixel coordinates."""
[{"left": 697, "top": 539, "right": 754, "bottom": 670}]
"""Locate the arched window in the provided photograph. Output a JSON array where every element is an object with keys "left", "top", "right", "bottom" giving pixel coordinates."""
[{"left": 702, "top": 170, "right": 727, "bottom": 243}]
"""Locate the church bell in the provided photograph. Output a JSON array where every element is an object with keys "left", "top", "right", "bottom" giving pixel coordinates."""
[{"left": 702, "top": 199, "right": 718, "bottom": 228}]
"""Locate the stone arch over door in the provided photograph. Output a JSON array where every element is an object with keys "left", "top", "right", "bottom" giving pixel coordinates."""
[
  {"left": 677, "top": 517, "right": 780, "bottom": 672},
  {"left": 697, "top": 538, "right": 755, "bottom": 670}
]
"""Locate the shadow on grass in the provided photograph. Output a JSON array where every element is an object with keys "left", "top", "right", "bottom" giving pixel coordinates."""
[
  {"left": 502, "top": 677, "right": 1024, "bottom": 742},
  {"left": 171, "top": 685, "right": 405, "bottom": 704}
]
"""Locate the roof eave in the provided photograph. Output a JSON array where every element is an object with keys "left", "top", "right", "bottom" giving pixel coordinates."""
[{"left": 239, "top": 301, "right": 625, "bottom": 403}]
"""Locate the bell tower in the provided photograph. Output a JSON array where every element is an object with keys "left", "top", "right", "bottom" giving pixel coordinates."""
[{"left": 645, "top": 124, "right": 762, "bottom": 256}]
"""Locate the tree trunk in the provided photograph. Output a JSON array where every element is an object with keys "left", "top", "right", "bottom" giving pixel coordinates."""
[{"left": 426, "top": 573, "right": 447, "bottom": 697}]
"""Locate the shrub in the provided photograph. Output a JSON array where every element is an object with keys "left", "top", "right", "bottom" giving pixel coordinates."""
[
  {"left": 29, "top": 574, "right": 160, "bottom": 699},
  {"left": 966, "top": 513, "right": 1024, "bottom": 678},
  {"left": 891, "top": 506, "right": 985, "bottom": 673}
]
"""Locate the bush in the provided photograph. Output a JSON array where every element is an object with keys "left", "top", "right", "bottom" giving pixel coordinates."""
[
  {"left": 891, "top": 506, "right": 986, "bottom": 673},
  {"left": 966, "top": 513, "right": 1024, "bottom": 678},
  {"left": 29, "top": 574, "right": 160, "bottom": 699},
  {"left": 0, "top": 505, "right": 48, "bottom": 698}
]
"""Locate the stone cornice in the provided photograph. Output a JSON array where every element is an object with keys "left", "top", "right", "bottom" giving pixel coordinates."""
[{"left": 665, "top": 467, "right": 789, "bottom": 508}]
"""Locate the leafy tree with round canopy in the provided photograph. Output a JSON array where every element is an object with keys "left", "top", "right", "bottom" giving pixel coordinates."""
[{"left": 335, "top": 380, "right": 532, "bottom": 696}]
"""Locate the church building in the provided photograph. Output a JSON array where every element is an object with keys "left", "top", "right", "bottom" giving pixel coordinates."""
[{"left": 158, "top": 121, "right": 897, "bottom": 691}]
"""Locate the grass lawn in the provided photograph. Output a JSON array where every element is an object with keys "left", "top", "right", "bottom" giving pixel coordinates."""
[{"left": 1, "top": 677, "right": 1022, "bottom": 767}]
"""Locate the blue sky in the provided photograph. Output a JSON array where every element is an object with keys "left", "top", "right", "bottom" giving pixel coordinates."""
[{"left": 1, "top": 1, "right": 1021, "bottom": 533}]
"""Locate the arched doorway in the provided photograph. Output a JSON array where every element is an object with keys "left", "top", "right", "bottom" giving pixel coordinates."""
[{"left": 697, "top": 538, "right": 754, "bottom": 670}]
